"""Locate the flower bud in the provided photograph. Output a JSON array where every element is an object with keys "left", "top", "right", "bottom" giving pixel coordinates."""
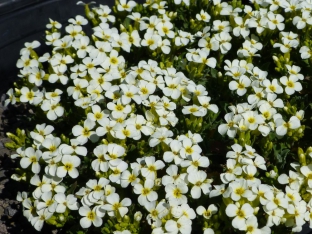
[
  {"left": 272, "top": 55, "right": 279, "bottom": 62},
  {"left": 58, "top": 214, "right": 65, "bottom": 222},
  {"left": 134, "top": 211, "right": 142, "bottom": 221},
  {"left": 269, "top": 170, "right": 277, "bottom": 179},
  {"left": 306, "top": 147, "right": 312, "bottom": 156},
  {"left": 298, "top": 147, "right": 306, "bottom": 166},
  {"left": 123, "top": 215, "right": 130, "bottom": 223}
]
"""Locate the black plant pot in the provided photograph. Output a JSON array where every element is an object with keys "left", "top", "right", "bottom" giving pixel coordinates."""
[
  {"left": 0, "top": 0, "right": 87, "bottom": 95},
  {"left": 0, "top": 0, "right": 146, "bottom": 95}
]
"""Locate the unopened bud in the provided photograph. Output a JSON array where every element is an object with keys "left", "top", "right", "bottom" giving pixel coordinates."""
[
  {"left": 272, "top": 55, "right": 279, "bottom": 62},
  {"left": 59, "top": 214, "right": 65, "bottom": 222},
  {"left": 134, "top": 211, "right": 142, "bottom": 221},
  {"left": 269, "top": 170, "right": 277, "bottom": 178}
]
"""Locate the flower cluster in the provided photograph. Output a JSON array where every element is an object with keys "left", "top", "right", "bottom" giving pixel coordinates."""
[{"left": 4, "top": 0, "right": 312, "bottom": 233}]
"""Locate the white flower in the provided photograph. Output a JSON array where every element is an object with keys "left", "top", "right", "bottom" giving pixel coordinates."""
[
  {"left": 41, "top": 137, "right": 61, "bottom": 159},
  {"left": 273, "top": 38, "right": 299, "bottom": 53},
  {"left": 262, "top": 78, "right": 283, "bottom": 94},
  {"left": 96, "top": 118, "right": 116, "bottom": 137},
  {"left": 134, "top": 179, "right": 158, "bottom": 206},
  {"left": 288, "top": 200, "right": 306, "bottom": 227},
  {"left": 265, "top": 191, "right": 288, "bottom": 211},
  {"left": 20, "top": 147, "right": 41, "bottom": 173},
  {"left": 280, "top": 76, "right": 302, "bottom": 95},
  {"left": 196, "top": 10, "right": 211, "bottom": 22},
  {"left": 241, "top": 216, "right": 262, "bottom": 234},
  {"left": 109, "top": 160, "right": 128, "bottom": 183},
  {"left": 120, "top": 169, "right": 140, "bottom": 188},
  {"left": 68, "top": 15, "right": 88, "bottom": 25},
  {"left": 229, "top": 75, "right": 251, "bottom": 96},
  {"left": 187, "top": 170, "right": 211, "bottom": 199},
  {"left": 221, "top": 159, "right": 242, "bottom": 183},
  {"left": 165, "top": 216, "right": 192, "bottom": 234},
  {"left": 214, "top": 32, "right": 232, "bottom": 54},
  {"left": 300, "top": 164, "right": 312, "bottom": 188},
  {"left": 141, "top": 156, "right": 165, "bottom": 180},
  {"left": 259, "top": 102, "right": 276, "bottom": 121},
  {"left": 293, "top": 11, "right": 312, "bottom": 29},
  {"left": 56, "top": 155, "right": 81, "bottom": 178},
  {"left": 113, "top": 123, "right": 140, "bottom": 140},
  {"left": 285, "top": 186, "right": 301, "bottom": 203},
  {"left": 102, "top": 49, "right": 125, "bottom": 68},
  {"left": 102, "top": 193, "right": 131, "bottom": 217},
  {"left": 145, "top": 200, "right": 169, "bottom": 225},
  {"left": 165, "top": 183, "right": 188, "bottom": 206},
  {"left": 4, "top": 88, "right": 16, "bottom": 106},
  {"left": 37, "top": 191, "right": 57, "bottom": 213},
  {"left": 46, "top": 32, "right": 61, "bottom": 46},
  {"left": 242, "top": 111, "right": 264, "bottom": 131},
  {"left": 72, "top": 119, "right": 98, "bottom": 144},
  {"left": 141, "top": 33, "right": 161, "bottom": 50},
  {"left": 225, "top": 203, "right": 254, "bottom": 230},
  {"left": 46, "top": 18, "right": 61, "bottom": 29},
  {"left": 218, "top": 112, "right": 241, "bottom": 138},
  {"left": 159, "top": 38, "right": 171, "bottom": 54},
  {"left": 229, "top": 179, "right": 253, "bottom": 201},
  {"left": 96, "top": 5, "right": 115, "bottom": 23},
  {"left": 73, "top": 36, "right": 91, "bottom": 59},
  {"left": 53, "top": 35, "right": 72, "bottom": 50},
  {"left": 212, "top": 20, "right": 231, "bottom": 33},
  {"left": 181, "top": 153, "right": 209, "bottom": 173},
  {"left": 41, "top": 176, "right": 65, "bottom": 194},
  {"left": 119, "top": 84, "right": 141, "bottom": 105},
  {"left": 91, "top": 144, "right": 109, "bottom": 172},
  {"left": 162, "top": 164, "right": 186, "bottom": 185},
  {"left": 50, "top": 53, "right": 74, "bottom": 73},
  {"left": 41, "top": 100, "right": 64, "bottom": 120},
  {"left": 196, "top": 204, "right": 218, "bottom": 219},
  {"left": 138, "top": 80, "right": 156, "bottom": 100},
  {"left": 67, "top": 78, "right": 89, "bottom": 100},
  {"left": 28, "top": 67, "right": 45, "bottom": 86},
  {"left": 278, "top": 170, "right": 303, "bottom": 190},
  {"left": 86, "top": 177, "right": 110, "bottom": 200},
  {"left": 107, "top": 100, "right": 132, "bottom": 119},
  {"left": 264, "top": 206, "right": 284, "bottom": 227},
  {"left": 275, "top": 116, "right": 301, "bottom": 136},
  {"left": 16, "top": 54, "right": 38, "bottom": 69},
  {"left": 204, "top": 228, "right": 215, "bottom": 234},
  {"left": 285, "top": 64, "right": 304, "bottom": 81},
  {"left": 19, "top": 87, "right": 42, "bottom": 105},
  {"left": 79, "top": 206, "right": 103, "bottom": 228},
  {"left": 175, "top": 30, "right": 193, "bottom": 46},
  {"left": 174, "top": 0, "right": 190, "bottom": 6},
  {"left": 182, "top": 105, "right": 206, "bottom": 117},
  {"left": 233, "top": 16, "right": 250, "bottom": 38},
  {"left": 193, "top": 50, "right": 217, "bottom": 68},
  {"left": 31, "top": 208, "right": 53, "bottom": 231},
  {"left": 299, "top": 46, "right": 312, "bottom": 59},
  {"left": 149, "top": 127, "right": 173, "bottom": 147},
  {"left": 266, "top": 12, "right": 285, "bottom": 31},
  {"left": 156, "top": 21, "right": 174, "bottom": 38},
  {"left": 117, "top": 0, "right": 137, "bottom": 12},
  {"left": 163, "top": 76, "right": 182, "bottom": 99},
  {"left": 209, "top": 184, "right": 226, "bottom": 198}
]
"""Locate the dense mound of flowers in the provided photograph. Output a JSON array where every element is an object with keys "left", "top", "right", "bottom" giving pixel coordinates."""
[{"left": 4, "top": 0, "right": 312, "bottom": 233}]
